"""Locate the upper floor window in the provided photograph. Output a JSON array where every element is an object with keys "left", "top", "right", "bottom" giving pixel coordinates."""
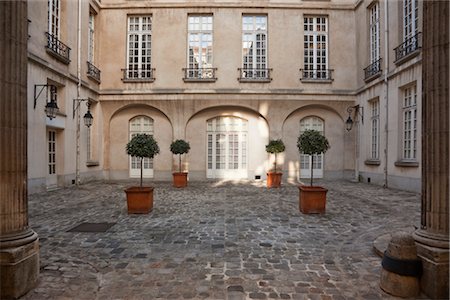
[
  {"left": 301, "top": 16, "right": 332, "bottom": 81},
  {"left": 184, "top": 15, "right": 216, "bottom": 81},
  {"left": 240, "top": 15, "right": 271, "bottom": 81},
  {"left": 403, "top": 0, "right": 418, "bottom": 40},
  {"left": 402, "top": 85, "right": 417, "bottom": 160},
  {"left": 369, "top": 3, "right": 380, "bottom": 63},
  {"left": 395, "top": 0, "right": 421, "bottom": 63},
  {"left": 48, "top": 0, "right": 60, "bottom": 38},
  {"left": 88, "top": 13, "right": 95, "bottom": 63},
  {"left": 123, "top": 16, "right": 154, "bottom": 81}
]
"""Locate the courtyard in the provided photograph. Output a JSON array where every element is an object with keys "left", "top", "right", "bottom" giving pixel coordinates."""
[{"left": 24, "top": 180, "right": 422, "bottom": 300}]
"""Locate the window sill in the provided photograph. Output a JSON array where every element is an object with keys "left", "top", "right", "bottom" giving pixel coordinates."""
[
  {"left": 394, "top": 160, "right": 419, "bottom": 167},
  {"left": 86, "top": 161, "right": 99, "bottom": 167},
  {"left": 365, "top": 159, "right": 381, "bottom": 166},
  {"left": 238, "top": 78, "right": 272, "bottom": 83},
  {"left": 364, "top": 71, "right": 382, "bottom": 83},
  {"left": 300, "top": 78, "right": 333, "bottom": 84},
  {"left": 122, "top": 78, "right": 155, "bottom": 83},
  {"left": 183, "top": 78, "right": 217, "bottom": 83},
  {"left": 394, "top": 49, "right": 421, "bottom": 66},
  {"left": 46, "top": 48, "right": 70, "bottom": 65},
  {"left": 87, "top": 74, "right": 101, "bottom": 84}
]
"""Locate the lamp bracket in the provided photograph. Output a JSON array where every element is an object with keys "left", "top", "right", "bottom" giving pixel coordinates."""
[
  {"left": 347, "top": 105, "right": 364, "bottom": 125},
  {"left": 73, "top": 98, "right": 90, "bottom": 119},
  {"left": 34, "top": 84, "right": 55, "bottom": 109}
]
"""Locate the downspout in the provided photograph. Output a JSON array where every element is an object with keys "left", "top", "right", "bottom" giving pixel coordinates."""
[
  {"left": 75, "top": 0, "right": 82, "bottom": 185},
  {"left": 383, "top": 0, "right": 389, "bottom": 188}
]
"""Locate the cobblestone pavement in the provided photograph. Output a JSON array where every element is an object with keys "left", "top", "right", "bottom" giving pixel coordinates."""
[{"left": 24, "top": 180, "right": 424, "bottom": 300}]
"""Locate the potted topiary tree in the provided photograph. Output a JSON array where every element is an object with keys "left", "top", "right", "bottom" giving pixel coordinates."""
[
  {"left": 125, "top": 133, "right": 160, "bottom": 214},
  {"left": 170, "top": 139, "right": 190, "bottom": 188},
  {"left": 265, "top": 139, "right": 286, "bottom": 188},
  {"left": 297, "top": 129, "right": 330, "bottom": 214}
]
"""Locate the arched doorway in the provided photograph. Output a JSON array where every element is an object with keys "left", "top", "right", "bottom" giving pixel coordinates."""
[
  {"left": 129, "top": 116, "right": 154, "bottom": 178},
  {"left": 300, "top": 116, "right": 324, "bottom": 178},
  {"left": 206, "top": 116, "right": 248, "bottom": 178}
]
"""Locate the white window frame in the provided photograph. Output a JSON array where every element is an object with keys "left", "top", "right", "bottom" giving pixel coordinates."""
[
  {"left": 370, "top": 99, "right": 380, "bottom": 159},
  {"left": 48, "top": 0, "right": 60, "bottom": 38},
  {"left": 303, "top": 16, "right": 328, "bottom": 79},
  {"left": 187, "top": 15, "right": 213, "bottom": 79},
  {"left": 242, "top": 15, "right": 268, "bottom": 79},
  {"left": 207, "top": 117, "right": 248, "bottom": 179},
  {"left": 403, "top": 0, "right": 418, "bottom": 41},
  {"left": 299, "top": 116, "right": 325, "bottom": 179},
  {"left": 126, "top": 15, "right": 152, "bottom": 79},
  {"left": 369, "top": 2, "right": 380, "bottom": 63},
  {"left": 129, "top": 116, "right": 154, "bottom": 178},
  {"left": 402, "top": 85, "right": 417, "bottom": 160},
  {"left": 88, "top": 12, "right": 95, "bottom": 63}
]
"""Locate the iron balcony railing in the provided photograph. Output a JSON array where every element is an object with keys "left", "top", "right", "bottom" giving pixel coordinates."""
[
  {"left": 364, "top": 58, "right": 382, "bottom": 81},
  {"left": 87, "top": 61, "right": 101, "bottom": 83},
  {"left": 394, "top": 32, "right": 421, "bottom": 63},
  {"left": 45, "top": 32, "right": 71, "bottom": 64},
  {"left": 122, "top": 68, "right": 155, "bottom": 82},
  {"left": 238, "top": 68, "right": 272, "bottom": 81},
  {"left": 300, "top": 69, "right": 333, "bottom": 81},
  {"left": 183, "top": 68, "right": 217, "bottom": 81}
]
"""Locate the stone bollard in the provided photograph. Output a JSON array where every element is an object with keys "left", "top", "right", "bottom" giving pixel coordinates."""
[{"left": 380, "top": 232, "right": 422, "bottom": 297}]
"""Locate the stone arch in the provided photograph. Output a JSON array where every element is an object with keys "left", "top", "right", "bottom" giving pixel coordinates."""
[
  {"left": 107, "top": 104, "right": 173, "bottom": 180},
  {"left": 282, "top": 104, "right": 351, "bottom": 181},
  {"left": 185, "top": 105, "right": 270, "bottom": 180}
]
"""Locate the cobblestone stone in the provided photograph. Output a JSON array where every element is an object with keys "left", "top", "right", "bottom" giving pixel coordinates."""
[{"left": 22, "top": 180, "right": 427, "bottom": 299}]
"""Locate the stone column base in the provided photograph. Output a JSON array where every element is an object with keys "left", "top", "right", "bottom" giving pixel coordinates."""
[
  {"left": 414, "top": 230, "right": 450, "bottom": 299},
  {"left": 0, "top": 230, "right": 40, "bottom": 299}
]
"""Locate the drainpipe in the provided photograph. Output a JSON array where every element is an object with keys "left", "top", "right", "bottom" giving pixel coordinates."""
[
  {"left": 383, "top": 0, "right": 389, "bottom": 188},
  {"left": 75, "top": 0, "right": 82, "bottom": 185}
]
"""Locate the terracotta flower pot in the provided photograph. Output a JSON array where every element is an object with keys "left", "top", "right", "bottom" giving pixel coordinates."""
[
  {"left": 267, "top": 172, "right": 282, "bottom": 188},
  {"left": 125, "top": 186, "right": 153, "bottom": 214},
  {"left": 173, "top": 172, "right": 188, "bottom": 188},
  {"left": 298, "top": 185, "right": 327, "bottom": 214}
]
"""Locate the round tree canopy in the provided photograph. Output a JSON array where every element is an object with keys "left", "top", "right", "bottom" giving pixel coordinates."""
[
  {"left": 265, "top": 139, "right": 286, "bottom": 154},
  {"left": 170, "top": 139, "right": 191, "bottom": 155},
  {"left": 126, "top": 134, "right": 160, "bottom": 159},
  {"left": 297, "top": 129, "right": 330, "bottom": 155}
]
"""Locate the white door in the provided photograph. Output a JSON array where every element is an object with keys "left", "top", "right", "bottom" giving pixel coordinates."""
[
  {"left": 300, "top": 116, "right": 324, "bottom": 179},
  {"left": 46, "top": 129, "right": 58, "bottom": 188},
  {"left": 129, "top": 116, "right": 154, "bottom": 178},
  {"left": 207, "top": 117, "right": 248, "bottom": 179}
]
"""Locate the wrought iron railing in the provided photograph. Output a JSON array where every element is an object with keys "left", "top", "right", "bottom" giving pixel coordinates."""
[
  {"left": 364, "top": 58, "right": 382, "bottom": 81},
  {"left": 238, "top": 68, "right": 272, "bottom": 81},
  {"left": 45, "top": 32, "right": 71, "bottom": 64},
  {"left": 300, "top": 69, "right": 333, "bottom": 81},
  {"left": 394, "top": 32, "right": 421, "bottom": 62},
  {"left": 87, "top": 61, "right": 101, "bottom": 83},
  {"left": 122, "top": 68, "right": 155, "bottom": 81},
  {"left": 183, "top": 68, "right": 217, "bottom": 81}
]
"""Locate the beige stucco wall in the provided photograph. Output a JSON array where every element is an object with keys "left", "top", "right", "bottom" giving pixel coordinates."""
[{"left": 26, "top": 0, "right": 423, "bottom": 193}]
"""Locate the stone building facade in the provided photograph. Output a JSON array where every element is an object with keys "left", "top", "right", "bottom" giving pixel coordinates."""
[{"left": 27, "top": 0, "right": 423, "bottom": 193}]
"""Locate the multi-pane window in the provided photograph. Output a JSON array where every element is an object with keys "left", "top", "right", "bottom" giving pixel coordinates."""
[
  {"left": 370, "top": 100, "right": 380, "bottom": 159},
  {"left": 88, "top": 13, "right": 95, "bottom": 63},
  {"left": 403, "top": 85, "right": 417, "bottom": 160},
  {"left": 242, "top": 15, "right": 268, "bottom": 79},
  {"left": 48, "top": 130, "right": 56, "bottom": 175},
  {"left": 129, "top": 116, "right": 154, "bottom": 177},
  {"left": 48, "top": 0, "right": 60, "bottom": 37},
  {"left": 303, "top": 16, "right": 328, "bottom": 79},
  {"left": 369, "top": 3, "right": 380, "bottom": 63},
  {"left": 126, "top": 16, "right": 152, "bottom": 79},
  {"left": 207, "top": 117, "right": 248, "bottom": 178},
  {"left": 187, "top": 15, "right": 213, "bottom": 79},
  {"left": 403, "top": 0, "right": 418, "bottom": 41}
]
